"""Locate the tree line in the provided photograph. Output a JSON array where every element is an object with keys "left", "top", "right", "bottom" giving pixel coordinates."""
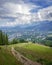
[
  {"left": 0, "top": 30, "right": 28, "bottom": 45},
  {"left": 0, "top": 30, "right": 8, "bottom": 45}
]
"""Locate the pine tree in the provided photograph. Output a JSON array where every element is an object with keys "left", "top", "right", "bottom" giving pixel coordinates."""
[
  {"left": 0, "top": 30, "right": 9, "bottom": 45},
  {"left": 0, "top": 30, "right": 3, "bottom": 45},
  {"left": 5, "top": 34, "right": 8, "bottom": 45}
]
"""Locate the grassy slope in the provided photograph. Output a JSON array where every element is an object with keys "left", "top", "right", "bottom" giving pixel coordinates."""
[
  {"left": 0, "top": 46, "right": 23, "bottom": 65},
  {"left": 14, "top": 43, "right": 52, "bottom": 65}
]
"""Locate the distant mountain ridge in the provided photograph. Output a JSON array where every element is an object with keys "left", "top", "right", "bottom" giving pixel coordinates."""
[
  {"left": 0, "top": 21, "right": 52, "bottom": 32},
  {"left": 25, "top": 21, "right": 52, "bottom": 32}
]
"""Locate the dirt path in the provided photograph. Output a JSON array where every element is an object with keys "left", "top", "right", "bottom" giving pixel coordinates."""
[{"left": 11, "top": 47, "right": 41, "bottom": 65}]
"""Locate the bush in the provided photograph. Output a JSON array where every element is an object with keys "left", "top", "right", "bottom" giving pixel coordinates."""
[
  {"left": 0, "top": 47, "right": 1, "bottom": 50},
  {"left": 18, "top": 39, "right": 27, "bottom": 43},
  {"left": 45, "top": 40, "right": 52, "bottom": 47},
  {"left": 10, "top": 38, "right": 18, "bottom": 44},
  {"left": 37, "top": 58, "right": 52, "bottom": 65},
  {"left": 10, "top": 38, "right": 28, "bottom": 44}
]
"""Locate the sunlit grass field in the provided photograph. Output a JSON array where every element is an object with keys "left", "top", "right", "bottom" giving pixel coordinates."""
[
  {"left": 0, "top": 46, "right": 23, "bottom": 65},
  {"left": 0, "top": 43, "right": 52, "bottom": 65},
  {"left": 14, "top": 43, "right": 52, "bottom": 65}
]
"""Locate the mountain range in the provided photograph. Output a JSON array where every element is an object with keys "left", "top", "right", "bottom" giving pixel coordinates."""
[{"left": 0, "top": 21, "right": 52, "bottom": 33}]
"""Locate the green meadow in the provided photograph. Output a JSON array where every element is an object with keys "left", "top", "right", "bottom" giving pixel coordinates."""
[
  {"left": 15, "top": 43, "right": 52, "bottom": 65},
  {"left": 0, "top": 46, "right": 23, "bottom": 65},
  {"left": 0, "top": 43, "right": 52, "bottom": 65}
]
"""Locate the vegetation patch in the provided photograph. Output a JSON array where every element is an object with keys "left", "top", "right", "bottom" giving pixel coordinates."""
[
  {"left": 0, "top": 46, "right": 23, "bottom": 65},
  {"left": 15, "top": 43, "right": 52, "bottom": 65}
]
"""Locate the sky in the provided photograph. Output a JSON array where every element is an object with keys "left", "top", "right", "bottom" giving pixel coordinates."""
[{"left": 0, "top": 0, "right": 52, "bottom": 27}]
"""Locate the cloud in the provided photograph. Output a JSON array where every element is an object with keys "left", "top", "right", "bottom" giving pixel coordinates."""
[
  {"left": 0, "top": 0, "right": 52, "bottom": 27},
  {"left": 28, "top": 6, "right": 52, "bottom": 22},
  {"left": 3, "top": 2, "right": 30, "bottom": 14},
  {"left": 0, "top": 1, "right": 40, "bottom": 27},
  {"left": 38, "top": 6, "right": 52, "bottom": 21},
  {"left": 2, "top": 1, "right": 40, "bottom": 14}
]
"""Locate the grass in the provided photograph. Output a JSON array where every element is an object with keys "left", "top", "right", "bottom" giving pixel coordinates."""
[
  {"left": 14, "top": 43, "right": 52, "bottom": 65},
  {"left": 0, "top": 46, "right": 23, "bottom": 65},
  {"left": 0, "top": 43, "right": 52, "bottom": 65}
]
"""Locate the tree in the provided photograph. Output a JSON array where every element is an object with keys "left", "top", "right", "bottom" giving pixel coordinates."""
[
  {"left": 5, "top": 34, "right": 8, "bottom": 45},
  {"left": 0, "top": 30, "right": 9, "bottom": 45},
  {"left": 0, "top": 30, "right": 3, "bottom": 45}
]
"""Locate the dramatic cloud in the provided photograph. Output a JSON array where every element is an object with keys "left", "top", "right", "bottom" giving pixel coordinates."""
[
  {"left": 0, "top": 1, "right": 40, "bottom": 27},
  {"left": 0, "top": 0, "right": 52, "bottom": 27},
  {"left": 38, "top": 6, "right": 52, "bottom": 21}
]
